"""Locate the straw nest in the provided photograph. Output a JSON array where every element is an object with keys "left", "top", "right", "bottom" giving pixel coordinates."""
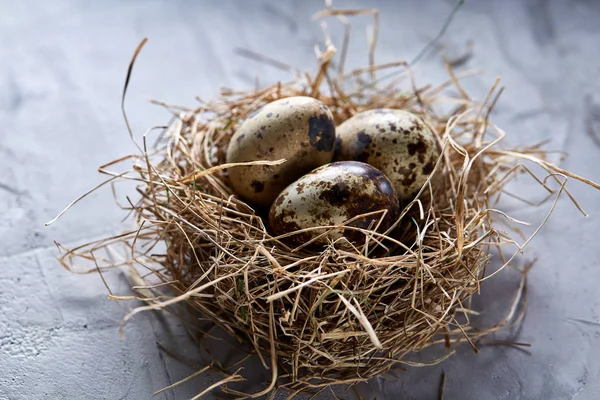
[{"left": 53, "top": 9, "right": 600, "bottom": 399}]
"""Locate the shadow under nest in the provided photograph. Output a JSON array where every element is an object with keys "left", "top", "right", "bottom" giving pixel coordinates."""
[{"left": 53, "top": 20, "right": 600, "bottom": 400}]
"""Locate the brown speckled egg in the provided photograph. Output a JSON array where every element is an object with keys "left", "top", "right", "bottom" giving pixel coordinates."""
[
  {"left": 334, "top": 109, "right": 440, "bottom": 201},
  {"left": 269, "top": 161, "right": 399, "bottom": 245},
  {"left": 226, "top": 96, "right": 336, "bottom": 206}
]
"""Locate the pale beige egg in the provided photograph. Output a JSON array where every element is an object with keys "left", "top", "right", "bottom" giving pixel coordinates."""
[
  {"left": 269, "top": 161, "right": 399, "bottom": 245},
  {"left": 334, "top": 109, "right": 440, "bottom": 201},
  {"left": 226, "top": 96, "right": 336, "bottom": 206}
]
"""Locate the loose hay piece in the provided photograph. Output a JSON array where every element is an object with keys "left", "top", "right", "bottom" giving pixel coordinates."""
[{"left": 51, "top": 8, "right": 600, "bottom": 399}]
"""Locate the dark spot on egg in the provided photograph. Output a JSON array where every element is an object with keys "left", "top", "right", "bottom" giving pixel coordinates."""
[
  {"left": 316, "top": 209, "right": 333, "bottom": 221},
  {"left": 340, "top": 184, "right": 398, "bottom": 240},
  {"left": 319, "top": 181, "right": 351, "bottom": 206},
  {"left": 407, "top": 140, "right": 427, "bottom": 156},
  {"left": 397, "top": 165, "right": 417, "bottom": 186},
  {"left": 274, "top": 174, "right": 280, "bottom": 179},
  {"left": 402, "top": 174, "right": 417, "bottom": 187},
  {"left": 308, "top": 112, "right": 335, "bottom": 151},
  {"left": 275, "top": 194, "right": 285, "bottom": 206},
  {"left": 375, "top": 152, "right": 382, "bottom": 157},
  {"left": 257, "top": 132, "right": 263, "bottom": 139},
  {"left": 236, "top": 134, "right": 246, "bottom": 143},
  {"left": 389, "top": 123, "right": 397, "bottom": 132},
  {"left": 422, "top": 157, "right": 436, "bottom": 175},
  {"left": 296, "top": 182, "right": 307, "bottom": 194},
  {"left": 269, "top": 147, "right": 274, "bottom": 152},
  {"left": 266, "top": 112, "right": 273, "bottom": 118},
  {"left": 392, "top": 138, "right": 397, "bottom": 144},
  {"left": 352, "top": 130, "right": 372, "bottom": 162},
  {"left": 356, "top": 131, "right": 371, "bottom": 146},
  {"left": 276, "top": 113, "right": 280, "bottom": 117},
  {"left": 379, "top": 128, "right": 386, "bottom": 133},
  {"left": 270, "top": 207, "right": 312, "bottom": 243},
  {"left": 250, "top": 180, "right": 264, "bottom": 193}
]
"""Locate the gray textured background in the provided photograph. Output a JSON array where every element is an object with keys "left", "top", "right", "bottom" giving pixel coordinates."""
[{"left": 2, "top": 0, "right": 600, "bottom": 399}]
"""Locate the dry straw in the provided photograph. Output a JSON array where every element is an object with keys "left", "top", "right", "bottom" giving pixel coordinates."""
[{"left": 50, "top": 5, "right": 600, "bottom": 399}]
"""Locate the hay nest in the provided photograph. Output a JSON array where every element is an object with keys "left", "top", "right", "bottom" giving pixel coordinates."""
[{"left": 52, "top": 9, "right": 600, "bottom": 399}]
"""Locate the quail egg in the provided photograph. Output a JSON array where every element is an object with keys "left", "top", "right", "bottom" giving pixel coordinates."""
[
  {"left": 334, "top": 109, "right": 440, "bottom": 201},
  {"left": 226, "top": 96, "right": 336, "bottom": 206},
  {"left": 269, "top": 161, "right": 399, "bottom": 245}
]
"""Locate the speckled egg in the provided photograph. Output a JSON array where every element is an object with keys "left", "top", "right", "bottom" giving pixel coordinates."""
[
  {"left": 334, "top": 109, "right": 440, "bottom": 201},
  {"left": 226, "top": 96, "right": 336, "bottom": 206},
  {"left": 269, "top": 161, "right": 399, "bottom": 245}
]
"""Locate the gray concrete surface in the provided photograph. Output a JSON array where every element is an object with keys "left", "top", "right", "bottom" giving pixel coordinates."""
[{"left": 1, "top": 0, "right": 600, "bottom": 399}]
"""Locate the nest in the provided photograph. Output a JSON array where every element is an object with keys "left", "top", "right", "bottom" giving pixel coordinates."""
[{"left": 52, "top": 8, "right": 600, "bottom": 399}]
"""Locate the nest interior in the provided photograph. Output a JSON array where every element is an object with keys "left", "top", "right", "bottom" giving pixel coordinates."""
[{"left": 54, "top": 15, "right": 600, "bottom": 398}]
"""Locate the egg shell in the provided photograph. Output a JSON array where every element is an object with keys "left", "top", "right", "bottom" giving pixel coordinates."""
[
  {"left": 269, "top": 161, "right": 399, "bottom": 245},
  {"left": 226, "top": 96, "right": 336, "bottom": 206},
  {"left": 334, "top": 109, "right": 440, "bottom": 201}
]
